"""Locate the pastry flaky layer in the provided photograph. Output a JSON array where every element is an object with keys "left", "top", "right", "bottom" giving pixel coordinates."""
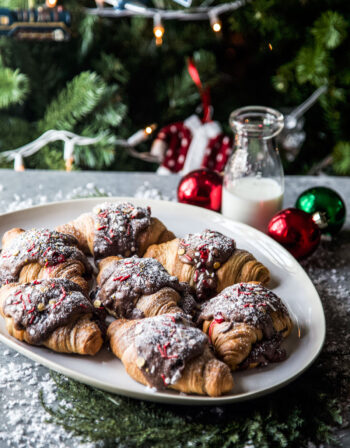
[
  {"left": 0, "top": 279, "right": 103, "bottom": 355},
  {"left": 96, "top": 256, "right": 196, "bottom": 319},
  {"left": 0, "top": 228, "right": 91, "bottom": 293},
  {"left": 56, "top": 202, "right": 175, "bottom": 260},
  {"left": 107, "top": 314, "right": 233, "bottom": 397},
  {"left": 198, "top": 282, "right": 293, "bottom": 371},
  {"left": 144, "top": 229, "right": 270, "bottom": 301}
]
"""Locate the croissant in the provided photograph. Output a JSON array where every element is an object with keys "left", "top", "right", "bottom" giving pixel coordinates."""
[
  {"left": 107, "top": 313, "right": 233, "bottom": 396},
  {"left": 56, "top": 201, "right": 175, "bottom": 260},
  {"left": 96, "top": 256, "right": 197, "bottom": 319},
  {"left": 144, "top": 229, "right": 270, "bottom": 301},
  {"left": 0, "top": 278, "right": 103, "bottom": 355},
  {"left": 0, "top": 228, "right": 91, "bottom": 293},
  {"left": 197, "top": 282, "right": 293, "bottom": 370}
]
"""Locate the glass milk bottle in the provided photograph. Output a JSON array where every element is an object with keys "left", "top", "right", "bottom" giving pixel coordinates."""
[{"left": 222, "top": 106, "right": 284, "bottom": 232}]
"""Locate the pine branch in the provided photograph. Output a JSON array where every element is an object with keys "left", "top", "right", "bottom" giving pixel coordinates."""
[
  {"left": 312, "top": 11, "right": 348, "bottom": 50},
  {"left": 295, "top": 45, "right": 329, "bottom": 86},
  {"left": 0, "top": 67, "right": 29, "bottom": 109},
  {"left": 40, "top": 364, "right": 342, "bottom": 448},
  {"left": 38, "top": 71, "right": 108, "bottom": 132}
]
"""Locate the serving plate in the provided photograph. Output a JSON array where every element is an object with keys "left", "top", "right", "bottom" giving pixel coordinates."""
[{"left": 0, "top": 197, "right": 325, "bottom": 405}]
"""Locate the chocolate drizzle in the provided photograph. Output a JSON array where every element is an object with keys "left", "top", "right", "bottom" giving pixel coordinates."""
[
  {"left": 0, "top": 229, "right": 90, "bottom": 286},
  {"left": 97, "top": 257, "right": 196, "bottom": 318},
  {"left": 2, "top": 278, "right": 94, "bottom": 344},
  {"left": 93, "top": 202, "right": 151, "bottom": 259},
  {"left": 178, "top": 229, "right": 236, "bottom": 300},
  {"left": 198, "top": 283, "right": 290, "bottom": 367},
  {"left": 134, "top": 313, "right": 207, "bottom": 390}
]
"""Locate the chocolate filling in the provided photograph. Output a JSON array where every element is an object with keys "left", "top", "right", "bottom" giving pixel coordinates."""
[
  {"left": 3, "top": 278, "right": 94, "bottom": 344},
  {"left": 238, "top": 333, "right": 286, "bottom": 370},
  {"left": 198, "top": 283, "right": 290, "bottom": 368},
  {"left": 133, "top": 313, "right": 208, "bottom": 390},
  {"left": 93, "top": 202, "right": 151, "bottom": 260},
  {"left": 0, "top": 229, "right": 91, "bottom": 286},
  {"left": 178, "top": 229, "right": 236, "bottom": 300},
  {"left": 97, "top": 257, "right": 197, "bottom": 318}
]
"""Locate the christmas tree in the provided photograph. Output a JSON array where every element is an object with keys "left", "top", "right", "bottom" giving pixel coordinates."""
[{"left": 0, "top": 0, "right": 349, "bottom": 174}]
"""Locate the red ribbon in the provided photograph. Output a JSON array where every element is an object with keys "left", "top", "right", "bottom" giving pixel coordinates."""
[{"left": 187, "top": 58, "right": 211, "bottom": 123}]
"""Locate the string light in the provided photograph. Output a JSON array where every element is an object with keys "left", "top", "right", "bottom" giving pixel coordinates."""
[
  {"left": 14, "top": 154, "right": 25, "bottom": 172},
  {"left": 268, "top": 42, "right": 273, "bottom": 50},
  {"left": 87, "top": 0, "right": 250, "bottom": 41},
  {"left": 209, "top": 12, "right": 222, "bottom": 32},
  {"left": 46, "top": 0, "right": 58, "bottom": 8},
  {"left": 1, "top": 126, "right": 157, "bottom": 171},
  {"left": 145, "top": 124, "right": 157, "bottom": 135},
  {"left": 127, "top": 124, "right": 157, "bottom": 146},
  {"left": 153, "top": 13, "right": 164, "bottom": 46}
]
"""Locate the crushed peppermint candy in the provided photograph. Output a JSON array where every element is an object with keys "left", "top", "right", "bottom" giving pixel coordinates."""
[
  {"left": 198, "top": 283, "right": 292, "bottom": 368},
  {"left": 178, "top": 229, "right": 236, "bottom": 300},
  {"left": 199, "top": 283, "right": 290, "bottom": 339},
  {"left": 96, "top": 257, "right": 196, "bottom": 318},
  {"left": 0, "top": 229, "right": 90, "bottom": 286},
  {"left": 2, "top": 279, "right": 94, "bottom": 344},
  {"left": 92, "top": 202, "right": 151, "bottom": 259},
  {"left": 133, "top": 313, "right": 208, "bottom": 390}
]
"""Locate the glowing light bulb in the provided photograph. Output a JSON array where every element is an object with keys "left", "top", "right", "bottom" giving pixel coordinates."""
[
  {"left": 212, "top": 21, "right": 221, "bottom": 32},
  {"left": 46, "top": 0, "right": 57, "bottom": 7},
  {"left": 268, "top": 42, "right": 273, "bottom": 50},
  {"left": 153, "top": 13, "right": 164, "bottom": 46},
  {"left": 209, "top": 14, "right": 222, "bottom": 33},
  {"left": 145, "top": 124, "right": 157, "bottom": 135}
]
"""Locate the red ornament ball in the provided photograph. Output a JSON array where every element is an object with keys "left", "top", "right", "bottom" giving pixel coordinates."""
[
  {"left": 268, "top": 208, "right": 321, "bottom": 260},
  {"left": 177, "top": 169, "right": 223, "bottom": 212}
]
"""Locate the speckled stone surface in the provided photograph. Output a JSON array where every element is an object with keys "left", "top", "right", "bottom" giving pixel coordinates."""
[{"left": 0, "top": 171, "right": 349, "bottom": 448}]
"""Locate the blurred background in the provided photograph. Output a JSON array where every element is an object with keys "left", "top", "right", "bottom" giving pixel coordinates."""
[{"left": 0, "top": 0, "right": 349, "bottom": 175}]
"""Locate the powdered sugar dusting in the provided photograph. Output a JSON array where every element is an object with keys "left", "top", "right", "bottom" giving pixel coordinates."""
[
  {"left": 93, "top": 202, "right": 151, "bottom": 259},
  {"left": 199, "top": 283, "right": 289, "bottom": 339},
  {"left": 134, "top": 313, "right": 208, "bottom": 390},
  {"left": 97, "top": 256, "right": 195, "bottom": 318}
]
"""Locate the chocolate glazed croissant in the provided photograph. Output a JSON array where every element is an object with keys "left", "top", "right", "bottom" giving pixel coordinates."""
[
  {"left": 198, "top": 283, "right": 293, "bottom": 371},
  {"left": 56, "top": 202, "right": 175, "bottom": 260},
  {"left": 144, "top": 229, "right": 270, "bottom": 301},
  {"left": 108, "top": 314, "right": 233, "bottom": 397},
  {"left": 96, "top": 256, "right": 196, "bottom": 318},
  {"left": 0, "top": 279, "right": 103, "bottom": 355},
  {"left": 0, "top": 228, "right": 91, "bottom": 293}
]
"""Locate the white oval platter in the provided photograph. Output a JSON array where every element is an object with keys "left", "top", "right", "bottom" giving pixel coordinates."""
[{"left": 0, "top": 197, "right": 325, "bottom": 405}]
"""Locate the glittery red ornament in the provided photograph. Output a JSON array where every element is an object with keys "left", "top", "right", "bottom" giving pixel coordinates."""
[
  {"left": 177, "top": 169, "right": 223, "bottom": 212},
  {"left": 268, "top": 208, "right": 321, "bottom": 260}
]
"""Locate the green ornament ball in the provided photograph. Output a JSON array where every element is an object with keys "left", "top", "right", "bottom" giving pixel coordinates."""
[{"left": 295, "top": 186, "right": 346, "bottom": 235}]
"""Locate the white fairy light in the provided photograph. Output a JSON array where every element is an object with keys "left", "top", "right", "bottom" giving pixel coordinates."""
[
  {"left": 86, "top": 0, "right": 250, "bottom": 36},
  {"left": 1, "top": 126, "right": 158, "bottom": 171}
]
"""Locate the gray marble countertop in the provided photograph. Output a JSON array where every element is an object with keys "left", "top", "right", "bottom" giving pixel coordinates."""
[{"left": 0, "top": 170, "right": 349, "bottom": 448}]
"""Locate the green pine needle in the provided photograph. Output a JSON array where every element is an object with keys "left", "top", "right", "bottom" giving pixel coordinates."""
[
  {"left": 312, "top": 11, "right": 348, "bottom": 50},
  {"left": 40, "top": 360, "right": 342, "bottom": 448},
  {"left": 0, "top": 67, "right": 29, "bottom": 109},
  {"left": 295, "top": 46, "right": 329, "bottom": 86},
  {"left": 39, "top": 71, "right": 108, "bottom": 132}
]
